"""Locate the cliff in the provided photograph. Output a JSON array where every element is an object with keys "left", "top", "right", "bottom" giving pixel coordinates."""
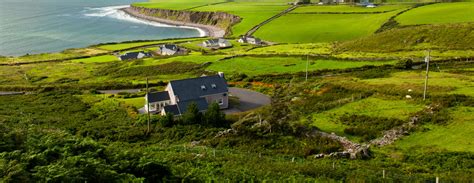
[{"left": 126, "top": 6, "right": 241, "bottom": 37}]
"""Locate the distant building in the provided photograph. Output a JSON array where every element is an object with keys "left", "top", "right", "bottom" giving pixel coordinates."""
[
  {"left": 118, "top": 51, "right": 152, "bottom": 61},
  {"left": 158, "top": 44, "right": 187, "bottom": 56},
  {"left": 202, "top": 38, "right": 232, "bottom": 48},
  {"left": 238, "top": 36, "right": 262, "bottom": 45},
  {"left": 145, "top": 73, "right": 229, "bottom": 116},
  {"left": 291, "top": 0, "right": 311, "bottom": 5}
]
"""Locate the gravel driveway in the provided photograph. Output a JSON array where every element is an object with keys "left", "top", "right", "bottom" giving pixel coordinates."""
[{"left": 224, "top": 87, "right": 271, "bottom": 114}]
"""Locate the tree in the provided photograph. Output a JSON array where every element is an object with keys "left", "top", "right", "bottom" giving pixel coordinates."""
[
  {"left": 182, "top": 102, "right": 202, "bottom": 125},
  {"left": 159, "top": 113, "right": 174, "bottom": 127},
  {"left": 204, "top": 102, "right": 226, "bottom": 126}
]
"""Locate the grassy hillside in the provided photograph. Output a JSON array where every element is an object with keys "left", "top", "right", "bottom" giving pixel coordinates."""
[
  {"left": 254, "top": 10, "right": 399, "bottom": 43},
  {"left": 313, "top": 97, "right": 424, "bottom": 137},
  {"left": 336, "top": 23, "right": 474, "bottom": 52},
  {"left": 207, "top": 56, "right": 396, "bottom": 75},
  {"left": 394, "top": 107, "right": 474, "bottom": 152},
  {"left": 396, "top": 2, "right": 474, "bottom": 25},
  {"left": 293, "top": 4, "right": 410, "bottom": 13},
  {"left": 193, "top": 2, "right": 289, "bottom": 36}
]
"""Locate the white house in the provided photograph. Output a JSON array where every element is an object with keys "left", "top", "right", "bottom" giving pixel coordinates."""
[
  {"left": 118, "top": 51, "right": 152, "bottom": 61},
  {"left": 238, "top": 36, "right": 262, "bottom": 45},
  {"left": 145, "top": 73, "right": 229, "bottom": 116},
  {"left": 158, "top": 44, "right": 187, "bottom": 56},
  {"left": 202, "top": 38, "right": 232, "bottom": 48}
]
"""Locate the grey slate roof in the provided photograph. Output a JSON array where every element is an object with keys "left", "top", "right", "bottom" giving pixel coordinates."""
[
  {"left": 162, "top": 44, "right": 178, "bottom": 51},
  {"left": 169, "top": 75, "right": 228, "bottom": 102},
  {"left": 163, "top": 105, "right": 180, "bottom": 115},
  {"left": 119, "top": 51, "right": 151, "bottom": 60},
  {"left": 146, "top": 91, "right": 170, "bottom": 103},
  {"left": 164, "top": 98, "right": 208, "bottom": 115}
]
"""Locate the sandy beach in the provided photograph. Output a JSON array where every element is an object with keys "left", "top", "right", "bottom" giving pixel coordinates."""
[{"left": 121, "top": 7, "right": 226, "bottom": 38}]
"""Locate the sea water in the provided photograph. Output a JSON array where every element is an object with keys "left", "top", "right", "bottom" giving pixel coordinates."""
[{"left": 0, "top": 0, "right": 202, "bottom": 56}]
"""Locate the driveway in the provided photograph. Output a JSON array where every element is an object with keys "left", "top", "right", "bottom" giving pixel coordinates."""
[{"left": 224, "top": 87, "right": 271, "bottom": 114}]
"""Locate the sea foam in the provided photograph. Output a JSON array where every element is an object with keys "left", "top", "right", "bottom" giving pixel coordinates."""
[{"left": 83, "top": 5, "right": 206, "bottom": 37}]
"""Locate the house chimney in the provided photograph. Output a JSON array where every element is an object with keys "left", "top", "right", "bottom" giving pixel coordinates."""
[{"left": 218, "top": 72, "right": 224, "bottom": 78}]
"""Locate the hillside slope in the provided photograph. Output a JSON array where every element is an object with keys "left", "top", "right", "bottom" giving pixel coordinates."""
[{"left": 336, "top": 23, "right": 474, "bottom": 52}]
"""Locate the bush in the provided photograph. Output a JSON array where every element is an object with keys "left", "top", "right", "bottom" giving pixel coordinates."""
[{"left": 340, "top": 114, "right": 405, "bottom": 141}]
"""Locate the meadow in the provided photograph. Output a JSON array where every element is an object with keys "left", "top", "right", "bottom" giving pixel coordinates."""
[
  {"left": 207, "top": 56, "right": 396, "bottom": 75},
  {"left": 396, "top": 2, "right": 474, "bottom": 25},
  {"left": 312, "top": 96, "right": 424, "bottom": 137},
  {"left": 362, "top": 71, "right": 474, "bottom": 97},
  {"left": 193, "top": 2, "right": 290, "bottom": 36},
  {"left": 254, "top": 10, "right": 399, "bottom": 43},
  {"left": 293, "top": 4, "right": 410, "bottom": 13},
  {"left": 393, "top": 106, "right": 474, "bottom": 152},
  {"left": 132, "top": 0, "right": 225, "bottom": 10}
]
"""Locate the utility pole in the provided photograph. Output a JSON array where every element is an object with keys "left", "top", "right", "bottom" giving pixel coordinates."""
[
  {"left": 305, "top": 55, "right": 309, "bottom": 82},
  {"left": 146, "top": 78, "right": 151, "bottom": 134},
  {"left": 423, "top": 50, "right": 431, "bottom": 101}
]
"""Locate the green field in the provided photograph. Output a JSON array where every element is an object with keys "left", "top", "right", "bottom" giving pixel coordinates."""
[
  {"left": 396, "top": 2, "right": 474, "bottom": 25},
  {"left": 70, "top": 55, "right": 119, "bottom": 63},
  {"left": 362, "top": 71, "right": 474, "bottom": 97},
  {"left": 207, "top": 56, "right": 396, "bottom": 75},
  {"left": 312, "top": 97, "right": 424, "bottom": 135},
  {"left": 194, "top": 2, "right": 289, "bottom": 36},
  {"left": 95, "top": 38, "right": 204, "bottom": 51},
  {"left": 254, "top": 11, "right": 398, "bottom": 43},
  {"left": 132, "top": 0, "right": 225, "bottom": 10},
  {"left": 293, "top": 4, "right": 410, "bottom": 13},
  {"left": 394, "top": 107, "right": 474, "bottom": 152}
]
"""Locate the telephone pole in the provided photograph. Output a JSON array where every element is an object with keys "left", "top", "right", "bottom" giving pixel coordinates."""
[
  {"left": 423, "top": 50, "right": 431, "bottom": 101},
  {"left": 305, "top": 55, "right": 309, "bottom": 82},
  {"left": 146, "top": 78, "right": 151, "bottom": 134}
]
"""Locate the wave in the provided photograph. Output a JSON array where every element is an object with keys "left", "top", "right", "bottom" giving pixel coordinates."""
[{"left": 83, "top": 5, "right": 206, "bottom": 37}]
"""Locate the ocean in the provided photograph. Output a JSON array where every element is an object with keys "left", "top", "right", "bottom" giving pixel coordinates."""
[{"left": 0, "top": 0, "right": 202, "bottom": 56}]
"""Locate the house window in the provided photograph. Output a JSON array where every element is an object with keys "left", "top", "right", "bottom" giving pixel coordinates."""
[
  {"left": 211, "top": 84, "right": 216, "bottom": 89},
  {"left": 201, "top": 85, "right": 206, "bottom": 90},
  {"left": 218, "top": 98, "right": 224, "bottom": 105}
]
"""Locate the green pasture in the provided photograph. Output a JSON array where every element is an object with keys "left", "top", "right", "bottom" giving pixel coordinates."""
[
  {"left": 194, "top": 2, "right": 290, "bottom": 36},
  {"left": 254, "top": 11, "right": 398, "bottom": 43},
  {"left": 336, "top": 23, "right": 474, "bottom": 52},
  {"left": 245, "top": 43, "right": 332, "bottom": 55},
  {"left": 0, "top": 48, "right": 107, "bottom": 64},
  {"left": 0, "top": 58, "right": 197, "bottom": 87},
  {"left": 117, "top": 97, "right": 146, "bottom": 109},
  {"left": 396, "top": 2, "right": 474, "bottom": 25},
  {"left": 96, "top": 38, "right": 204, "bottom": 51},
  {"left": 132, "top": 0, "right": 225, "bottom": 10},
  {"left": 70, "top": 55, "right": 119, "bottom": 63},
  {"left": 362, "top": 71, "right": 474, "bottom": 97},
  {"left": 394, "top": 107, "right": 474, "bottom": 152},
  {"left": 293, "top": 4, "right": 410, "bottom": 13},
  {"left": 312, "top": 96, "right": 423, "bottom": 135},
  {"left": 140, "top": 53, "right": 227, "bottom": 66},
  {"left": 207, "top": 56, "right": 396, "bottom": 75}
]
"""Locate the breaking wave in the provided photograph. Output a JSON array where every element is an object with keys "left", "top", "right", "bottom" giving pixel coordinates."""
[{"left": 83, "top": 5, "right": 206, "bottom": 37}]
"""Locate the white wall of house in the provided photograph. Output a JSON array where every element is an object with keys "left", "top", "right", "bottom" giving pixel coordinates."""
[
  {"left": 145, "top": 100, "right": 171, "bottom": 113},
  {"left": 165, "top": 84, "right": 178, "bottom": 104},
  {"left": 203, "top": 92, "right": 229, "bottom": 109}
]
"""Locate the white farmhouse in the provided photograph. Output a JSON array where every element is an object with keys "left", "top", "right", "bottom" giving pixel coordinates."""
[{"left": 145, "top": 73, "right": 229, "bottom": 116}]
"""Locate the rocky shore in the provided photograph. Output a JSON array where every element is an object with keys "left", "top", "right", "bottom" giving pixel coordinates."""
[{"left": 121, "top": 7, "right": 227, "bottom": 38}]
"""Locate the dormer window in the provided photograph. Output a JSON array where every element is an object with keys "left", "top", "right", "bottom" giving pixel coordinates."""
[
  {"left": 201, "top": 85, "right": 206, "bottom": 90},
  {"left": 211, "top": 84, "right": 216, "bottom": 89}
]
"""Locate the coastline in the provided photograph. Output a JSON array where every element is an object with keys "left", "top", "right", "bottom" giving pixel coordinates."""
[{"left": 121, "top": 7, "right": 226, "bottom": 38}]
